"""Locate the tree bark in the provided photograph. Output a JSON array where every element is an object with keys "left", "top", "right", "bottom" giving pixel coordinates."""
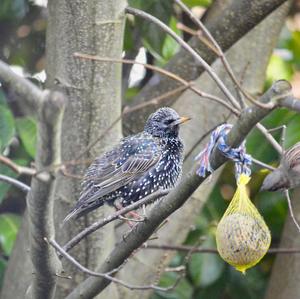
[
  {"left": 47, "top": 0, "right": 126, "bottom": 297},
  {"left": 1, "top": 1, "right": 126, "bottom": 298},
  {"left": 264, "top": 188, "right": 300, "bottom": 299}
]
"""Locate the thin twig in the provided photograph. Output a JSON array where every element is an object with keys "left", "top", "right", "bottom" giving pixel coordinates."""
[
  {"left": 0, "top": 174, "right": 31, "bottom": 193},
  {"left": 123, "top": 85, "right": 188, "bottom": 113},
  {"left": 252, "top": 158, "right": 276, "bottom": 171},
  {"left": 125, "top": 6, "right": 241, "bottom": 110},
  {"left": 50, "top": 238, "right": 185, "bottom": 292},
  {"left": 74, "top": 53, "right": 239, "bottom": 116},
  {"left": 279, "top": 95, "right": 300, "bottom": 113},
  {"left": 284, "top": 189, "right": 300, "bottom": 233},
  {"left": 74, "top": 53, "right": 189, "bottom": 85},
  {"left": 145, "top": 244, "right": 300, "bottom": 254},
  {"left": 0, "top": 60, "right": 45, "bottom": 111},
  {"left": 0, "top": 155, "right": 36, "bottom": 176},
  {"left": 62, "top": 189, "right": 170, "bottom": 253},
  {"left": 268, "top": 125, "right": 286, "bottom": 150},
  {"left": 174, "top": 0, "right": 274, "bottom": 110},
  {"left": 256, "top": 123, "right": 283, "bottom": 155}
]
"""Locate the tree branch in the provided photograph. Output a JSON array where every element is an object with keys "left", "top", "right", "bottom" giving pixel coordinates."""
[
  {"left": 0, "top": 155, "right": 36, "bottom": 176},
  {"left": 124, "top": 0, "right": 288, "bottom": 134},
  {"left": 145, "top": 244, "right": 300, "bottom": 255},
  {"left": 125, "top": 6, "right": 240, "bottom": 110},
  {"left": 26, "top": 91, "right": 66, "bottom": 299},
  {"left": 279, "top": 94, "right": 300, "bottom": 112},
  {"left": 284, "top": 190, "right": 300, "bottom": 233},
  {"left": 0, "top": 60, "right": 45, "bottom": 111},
  {"left": 74, "top": 53, "right": 240, "bottom": 115},
  {"left": 174, "top": 0, "right": 273, "bottom": 110},
  {"left": 49, "top": 238, "right": 184, "bottom": 292},
  {"left": 62, "top": 189, "right": 170, "bottom": 254},
  {"left": 0, "top": 174, "right": 31, "bottom": 193},
  {"left": 65, "top": 80, "right": 292, "bottom": 299}
]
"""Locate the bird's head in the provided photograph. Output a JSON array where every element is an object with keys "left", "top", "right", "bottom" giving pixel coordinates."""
[
  {"left": 144, "top": 107, "right": 190, "bottom": 138},
  {"left": 260, "top": 168, "right": 288, "bottom": 192}
]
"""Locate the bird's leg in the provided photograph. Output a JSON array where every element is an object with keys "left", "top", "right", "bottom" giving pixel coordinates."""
[
  {"left": 118, "top": 215, "right": 145, "bottom": 223},
  {"left": 113, "top": 203, "right": 146, "bottom": 228},
  {"left": 127, "top": 209, "right": 146, "bottom": 221},
  {"left": 113, "top": 202, "right": 134, "bottom": 227}
]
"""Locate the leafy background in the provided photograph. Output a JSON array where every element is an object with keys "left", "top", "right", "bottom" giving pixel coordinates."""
[{"left": 1, "top": 0, "right": 300, "bottom": 297}]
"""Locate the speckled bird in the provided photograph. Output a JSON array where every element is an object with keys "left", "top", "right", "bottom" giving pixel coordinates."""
[
  {"left": 64, "top": 107, "right": 190, "bottom": 222},
  {"left": 261, "top": 141, "right": 300, "bottom": 191}
]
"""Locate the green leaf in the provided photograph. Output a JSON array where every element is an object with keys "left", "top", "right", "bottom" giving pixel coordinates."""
[
  {"left": 226, "top": 266, "right": 267, "bottom": 299},
  {"left": 0, "top": 105, "right": 15, "bottom": 152},
  {"left": 156, "top": 272, "right": 193, "bottom": 299},
  {"left": 284, "top": 113, "right": 300, "bottom": 148},
  {"left": 0, "top": 0, "right": 27, "bottom": 21},
  {"left": 182, "top": 0, "right": 212, "bottom": 8},
  {"left": 0, "top": 258, "right": 7, "bottom": 288},
  {"left": 256, "top": 190, "right": 286, "bottom": 239},
  {"left": 283, "top": 31, "right": 300, "bottom": 67},
  {"left": 0, "top": 213, "right": 21, "bottom": 256},
  {"left": 124, "top": 21, "right": 134, "bottom": 51},
  {"left": 246, "top": 109, "right": 294, "bottom": 163},
  {"left": 16, "top": 117, "right": 37, "bottom": 158},
  {"left": 266, "top": 53, "right": 294, "bottom": 87},
  {"left": 0, "top": 159, "right": 28, "bottom": 204},
  {"left": 188, "top": 235, "right": 225, "bottom": 287},
  {"left": 0, "top": 89, "right": 7, "bottom": 106},
  {"left": 161, "top": 17, "right": 180, "bottom": 63},
  {"left": 193, "top": 268, "right": 228, "bottom": 299},
  {"left": 0, "top": 164, "right": 17, "bottom": 204},
  {"left": 130, "top": 0, "right": 174, "bottom": 58}
]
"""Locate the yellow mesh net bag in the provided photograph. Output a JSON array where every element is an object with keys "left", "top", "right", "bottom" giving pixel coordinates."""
[{"left": 216, "top": 174, "right": 271, "bottom": 274}]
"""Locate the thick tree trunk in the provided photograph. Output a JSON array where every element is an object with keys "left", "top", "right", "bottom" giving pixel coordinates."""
[{"left": 1, "top": 1, "right": 126, "bottom": 298}]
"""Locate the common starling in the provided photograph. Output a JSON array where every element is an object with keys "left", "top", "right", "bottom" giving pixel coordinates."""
[
  {"left": 64, "top": 107, "right": 190, "bottom": 221},
  {"left": 261, "top": 141, "right": 300, "bottom": 191}
]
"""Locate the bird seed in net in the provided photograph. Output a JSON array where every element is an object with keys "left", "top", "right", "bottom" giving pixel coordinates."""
[{"left": 216, "top": 174, "right": 271, "bottom": 273}]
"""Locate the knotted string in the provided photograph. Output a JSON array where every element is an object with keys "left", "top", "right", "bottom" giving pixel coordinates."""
[{"left": 195, "top": 124, "right": 252, "bottom": 178}]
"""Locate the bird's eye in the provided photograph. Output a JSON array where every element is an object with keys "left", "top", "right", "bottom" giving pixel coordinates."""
[{"left": 164, "top": 118, "right": 174, "bottom": 125}]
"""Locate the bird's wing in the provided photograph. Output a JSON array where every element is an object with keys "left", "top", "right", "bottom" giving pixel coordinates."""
[
  {"left": 284, "top": 141, "right": 300, "bottom": 170},
  {"left": 78, "top": 134, "right": 161, "bottom": 205}
]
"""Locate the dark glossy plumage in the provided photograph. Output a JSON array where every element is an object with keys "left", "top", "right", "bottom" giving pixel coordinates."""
[
  {"left": 64, "top": 107, "right": 189, "bottom": 221},
  {"left": 261, "top": 141, "right": 300, "bottom": 191}
]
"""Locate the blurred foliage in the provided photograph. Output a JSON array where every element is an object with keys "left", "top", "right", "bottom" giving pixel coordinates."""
[
  {"left": 0, "top": 213, "right": 21, "bottom": 256},
  {"left": 0, "top": 0, "right": 28, "bottom": 21},
  {"left": 1, "top": 0, "right": 300, "bottom": 298},
  {"left": 15, "top": 117, "right": 37, "bottom": 158},
  {"left": 0, "top": 89, "right": 34, "bottom": 286},
  {"left": 0, "top": 0, "right": 46, "bottom": 73},
  {"left": 0, "top": 105, "right": 15, "bottom": 152}
]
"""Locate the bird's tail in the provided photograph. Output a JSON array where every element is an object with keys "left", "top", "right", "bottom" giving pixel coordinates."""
[
  {"left": 62, "top": 200, "right": 106, "bottom": 224},
  {"left": 62, "top": 208, "right": 79, "bottom": 224}
]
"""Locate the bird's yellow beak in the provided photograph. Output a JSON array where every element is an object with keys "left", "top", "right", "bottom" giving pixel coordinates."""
[{"left": 177, "top": 116, "right": 191, "bottom": 125}]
